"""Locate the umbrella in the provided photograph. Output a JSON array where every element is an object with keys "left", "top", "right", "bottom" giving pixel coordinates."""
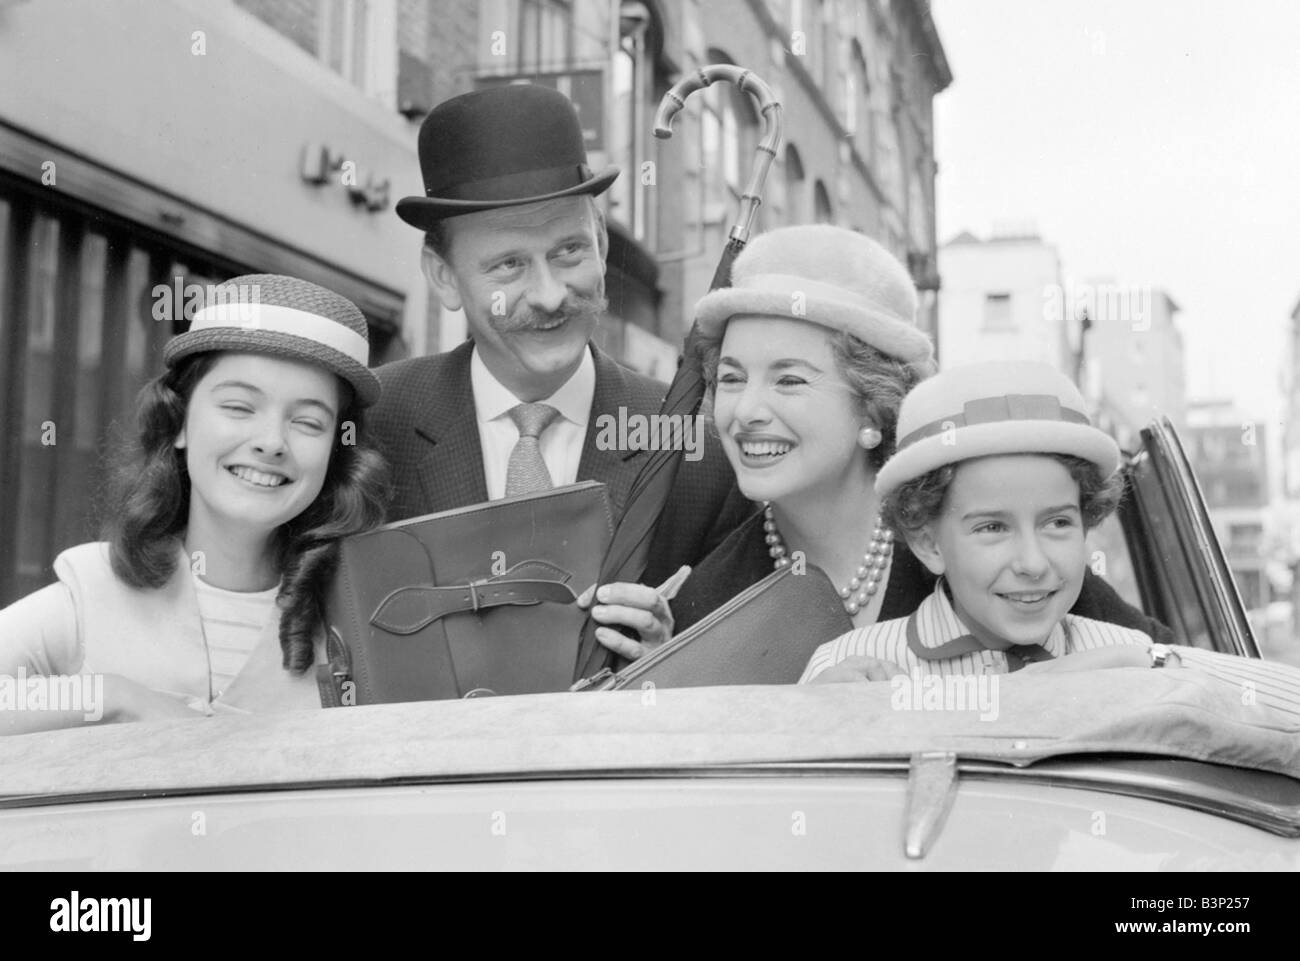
[{"left": 575, "top": 65, "right": 784, "bottom": 678}]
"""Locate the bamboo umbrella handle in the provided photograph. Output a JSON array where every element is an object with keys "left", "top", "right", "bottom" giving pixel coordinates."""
[{"left": 653, "top": 64, "right": 783, "bottom": 245}]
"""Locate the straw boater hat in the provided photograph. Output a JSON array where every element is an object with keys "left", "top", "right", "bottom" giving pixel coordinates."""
[
  {"left": 163, "top": 274, "right": 381, "bottom": 407},
  {"left": 693, "top": 224, "right": 934, "bottom": 363},
  {"left": 874, "top": 360, "right": 1121, "bottom": 498},
  {"left": 396, "top": 85, "right": 619, "bottom": 229}
]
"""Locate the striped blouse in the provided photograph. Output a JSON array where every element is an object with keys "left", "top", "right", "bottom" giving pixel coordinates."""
[{"left": 801, "top": 580, "right": 1300, "bottom": 720}]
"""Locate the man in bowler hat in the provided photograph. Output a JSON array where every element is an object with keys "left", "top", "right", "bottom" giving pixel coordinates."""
[{"left": 372, "top": 84, "right": 752, "bottom": 657}]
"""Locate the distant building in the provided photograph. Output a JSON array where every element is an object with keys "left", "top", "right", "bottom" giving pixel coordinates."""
[
  {"left": 1283, "top": 295, "right": 1300, "bottom": 498},
  {"left": 1082, "top": 282, "right": 1187, "bottom": 449},
  {"left": 1184, "top": 399, "right": 1270, "bottom": 611},
  {"left": 935, "top": 224, "right": 1072, "bottom": 372}
]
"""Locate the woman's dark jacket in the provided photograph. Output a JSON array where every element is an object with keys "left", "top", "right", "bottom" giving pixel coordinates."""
[{"left": 669, "top": 510, "right": 1176, "bottom": 644}]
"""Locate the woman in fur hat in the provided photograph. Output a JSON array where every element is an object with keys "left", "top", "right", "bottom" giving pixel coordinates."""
[
  {"left": 0, "top": 275, "right": 389, "bottom": 731},
  {"left": 666, "top": 225, "right": 1171, "bottom": 658}
]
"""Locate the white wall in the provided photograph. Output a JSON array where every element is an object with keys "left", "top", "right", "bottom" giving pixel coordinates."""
[{"left": 0, "top": 0, "right": 425, "bottom": 304}]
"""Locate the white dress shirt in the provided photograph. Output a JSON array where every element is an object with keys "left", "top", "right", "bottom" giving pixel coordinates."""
[{"left": 470, "top": 346, "right": 595, "bottom": 500}]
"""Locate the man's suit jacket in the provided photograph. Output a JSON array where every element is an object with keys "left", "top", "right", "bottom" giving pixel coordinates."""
[{"left": 369, "top": 339, "right": 753, "bottom": 586}]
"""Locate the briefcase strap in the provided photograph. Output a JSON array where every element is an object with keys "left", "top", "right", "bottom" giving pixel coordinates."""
[
  {"left": 369, "top": 560, "right": 579, "bottom": 635},
  {"left": 318, "top": 626, "right": 353, "bottom": 708}
]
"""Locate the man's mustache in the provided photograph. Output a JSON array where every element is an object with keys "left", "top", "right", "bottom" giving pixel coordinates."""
[{"left": 502, "top": 293, "right": 607, "bottom": 332}]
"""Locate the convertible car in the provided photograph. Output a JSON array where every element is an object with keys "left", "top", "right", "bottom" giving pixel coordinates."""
[{"left": 0, "top": 419, "right": 1297, "bottom": 871}]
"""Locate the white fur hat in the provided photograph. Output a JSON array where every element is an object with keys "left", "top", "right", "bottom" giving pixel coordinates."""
[
  {"left": 875, "top": 360, "right": 1121, "bottom": 498},
  {"left": 693, "top": 225, "right": 934, "bottom": 363}
]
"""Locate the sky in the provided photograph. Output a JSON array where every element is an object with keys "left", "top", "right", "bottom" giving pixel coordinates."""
[{"left": 930, "top": 0, "right": 1300, "bottom": 423}]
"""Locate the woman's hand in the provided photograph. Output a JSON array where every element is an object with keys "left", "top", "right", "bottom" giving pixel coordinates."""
[
  {"left": 580, "top": 566, "right": 689, "bottom": 661},
  {"left": 807, "top": 655, "right": 908, "bottom": 684}
]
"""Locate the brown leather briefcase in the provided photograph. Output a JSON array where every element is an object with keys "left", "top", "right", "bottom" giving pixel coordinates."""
[
  {"left": 320, "top": 481, "right": 614, "bottom": 705},
  {"left": 571, "top": 563, "right": 851, "bottom": 692}
]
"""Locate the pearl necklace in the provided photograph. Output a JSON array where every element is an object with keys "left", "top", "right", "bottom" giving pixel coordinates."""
[{"left": 763, "top": 502, "right": 894, "bottom": 615}]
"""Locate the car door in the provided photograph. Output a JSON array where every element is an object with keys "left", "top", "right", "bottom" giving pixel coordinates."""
[{"left": 1119, "top": 416, "right": 1259, "bottom": 657}]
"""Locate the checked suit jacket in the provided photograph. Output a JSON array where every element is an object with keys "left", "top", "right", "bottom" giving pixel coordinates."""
[{"left": 368, "top": 339, "right": 754, "bottom": 588}]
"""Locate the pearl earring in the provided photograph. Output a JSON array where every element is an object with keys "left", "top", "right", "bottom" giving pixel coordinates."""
[{"left": 858, "top": 426, "right": 883, "bottom": 450}]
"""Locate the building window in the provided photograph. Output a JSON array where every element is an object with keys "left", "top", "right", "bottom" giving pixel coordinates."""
[
  {"left": 784, "top": 144, "right": 806, "bottom": 226},
  {"left": 1229, "top": 522, "right": 1264, "bottom": 551},
  {"left": 871, "top": 52, "right": 903, "bottom": 205},
  {"left": 813, "top": 180, "right": 833, "bottom": 224},
  {"left": 848, "top": 40, "right": 871, "bottom": 155},
  {"left": 984, "top": 292, "right": 1013, "bottom": 330},
  {"left": 318, "top": 0, "right": 398, "bottom": 108},
  {"left": 609, "top": 2, "right": 656, "bottom": 242},
  {"left": 907, "top": 166, "right": 927, "bottom": 248},
  {"left": 817, "top": 0, "right": 836, "bottom": 96},
  {"left": 519, "top": 0, "right": 573, "bottom": 71},
  {"left": 700, "top": 49, "right": 756, "bottom": 226}
]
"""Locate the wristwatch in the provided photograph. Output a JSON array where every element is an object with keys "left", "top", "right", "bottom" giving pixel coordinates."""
[{"left": 1149, "top": 643, "right": 1174, "bottom": 668}]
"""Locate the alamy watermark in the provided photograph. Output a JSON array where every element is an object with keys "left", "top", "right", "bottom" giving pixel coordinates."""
[
  {"left": 1043, "top": 282, "right": 1152, "bottom": 331},
  {"left": 890, "top": 669, "right": 1000, "bottom": 721},
  {"left": 594, "top": 408, "right": 706, "bottom": 462},
  {"left": 151, "top": 275, "right": 262, "bottom": 324},
  {"left": 0, "top": 668, "right": 104, "bottom": 721},
  {"left": 50, "top": 891, "right": 150, "bottom": 941}
]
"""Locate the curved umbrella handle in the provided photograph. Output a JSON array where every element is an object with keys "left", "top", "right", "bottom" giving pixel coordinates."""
[{"left": 653, "top": 64, "right": 783, "bottom": 246}]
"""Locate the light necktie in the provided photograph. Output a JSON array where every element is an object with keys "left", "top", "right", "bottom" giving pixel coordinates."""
[{"left": 504, "top": 402, "right": 560, "bottom": 496}]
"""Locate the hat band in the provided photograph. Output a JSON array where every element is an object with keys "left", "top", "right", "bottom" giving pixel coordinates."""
[
  {"left": 897, "top": 394, "right": 1091, "bottom": 450},
  {"left": 740, "top": 273, "right": 911, "bottom": 325},
  {"left": 189, "top": 303, "right": 370, "bottom": 367},
  {"left": 435, "top": 163, "right": 592, "bottom": 203}
]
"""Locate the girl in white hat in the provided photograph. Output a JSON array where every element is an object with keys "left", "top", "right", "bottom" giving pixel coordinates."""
[
  {"left": 801, "top": 360, "right": 1300, "bottom": 721},
  {"left": 0, "top": 275, "right": 389, "bottom": 731}
]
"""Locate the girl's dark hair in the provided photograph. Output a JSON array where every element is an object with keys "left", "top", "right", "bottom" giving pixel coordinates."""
[
  {"left": 695, "top": 324, "right": 935, "bottom": 471},
  {"left": 102, "top": 352, "right": 391, "bottom": 675},
  {"left": 883, "top": 453, "right": 1126, "bottom": 535}
]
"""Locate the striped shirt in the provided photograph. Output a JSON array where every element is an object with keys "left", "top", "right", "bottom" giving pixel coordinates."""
[
  {"left": 800, "top": 580, "right": 1300, "bottom": 720},
  {"left": 801, "top": 580, "right": 1150, "bottom": 681},
  {"left": 192, "top": 573, "right": 280, "bottom": 698}
]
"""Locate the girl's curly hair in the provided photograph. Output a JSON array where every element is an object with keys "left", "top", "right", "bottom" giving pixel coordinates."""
[
  {"left": 100, "top": 352, "right": 391, "bottom": 674},
  {"left": 883, "top": 453, "right": 1126, "bottom": 535}
]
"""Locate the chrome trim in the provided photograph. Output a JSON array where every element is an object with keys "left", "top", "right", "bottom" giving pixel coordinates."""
[
  {"left": 4, "top": 756, "right": 1296, "bottom": 837},
  {"left": 903, "top": 752, "right": 959, "bottom": 859}
]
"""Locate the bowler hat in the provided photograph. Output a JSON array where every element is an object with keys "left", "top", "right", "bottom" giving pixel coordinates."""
[
  {"left": 164, "top": 274, "right": 381, "bottom": 407},
  {"left": 694, "top": 225, "right": 934, "bottom": 364},
  {"left": 396, "top": 85, "right": 619, "bottom": 229}
]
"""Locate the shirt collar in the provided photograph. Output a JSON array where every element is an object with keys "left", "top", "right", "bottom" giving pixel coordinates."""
[
  {"left": 909, "top": 579, "right": 1068, "bottom": 659},
  {"left": 470, "top": 344, "right": 595, "bottom": 428}
]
